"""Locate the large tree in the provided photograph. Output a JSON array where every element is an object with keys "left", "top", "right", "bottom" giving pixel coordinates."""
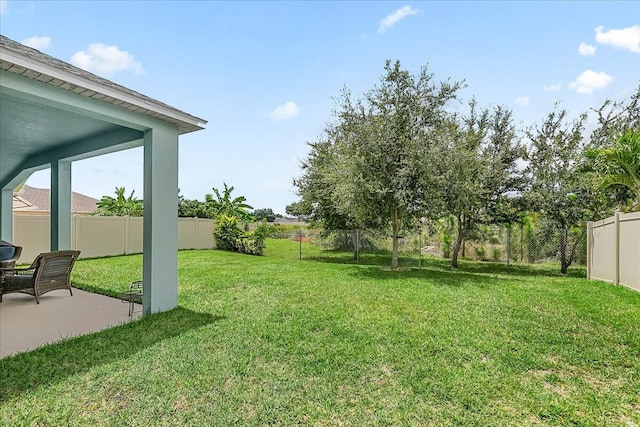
[
  {"left": 589, "top": 85, "right": 639, "bottom": 149},
  {"left": 253, "top": 208, "right": 280, "bottom": 222},
  {"left": 436, "top": 100, "right": 525, "bottom": 267},
  {"left": 525, "top": 106, "right": 605, "bottom": 274},
  {"left": 295, "top": 60, "right": 463, "bottom": 268}
]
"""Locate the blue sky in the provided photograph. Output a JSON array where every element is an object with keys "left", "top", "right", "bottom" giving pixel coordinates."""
[{"left": 1, "top": 1, "right": 638, "bottom": 214}]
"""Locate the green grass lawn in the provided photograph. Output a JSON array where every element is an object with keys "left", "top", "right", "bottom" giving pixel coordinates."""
[{"left": 1, "top": 239, "right": 639, "bottom": 426}]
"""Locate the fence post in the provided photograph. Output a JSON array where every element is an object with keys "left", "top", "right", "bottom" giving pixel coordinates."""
[
  {"left": 194, "top": 217, "right": 198, "bottom": 249},
  {"left": 72, "top": 215, "right": 78, "bottom": 251},
  {"left": 506, "top": 225, "right": 511, "bottom": 273},
  {"left": 123, "top": 215, "right": 129, "bottom": 255},
  {"left": 356, "top": 229, "right": 360, "bottom": 263},
  {"left": 418, "top": 228, "right": 422, "bottom": 269},
  {"left": 586, "top": 220, "right": 593, "bottom": 280},
  {"left": 299, "top": 228, "right": 302, "bottom": 261},
  {"left": 615, "top": 212, "right": 620, "bottom": 286}
]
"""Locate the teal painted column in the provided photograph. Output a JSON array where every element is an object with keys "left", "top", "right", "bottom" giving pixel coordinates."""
[
  {"left": 50, "top": 160, "right": 72, "bottom": 251},
  {"left": 143, "top": 124, "right": 179, "bottom": 314},
  {"left": 0, "top": 187, "right": 13, "bottom": 243}
]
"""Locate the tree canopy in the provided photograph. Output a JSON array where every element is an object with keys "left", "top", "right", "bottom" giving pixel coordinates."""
[
  {"left": 92, "top": 187, "right": 143, "bottom": 217},
  {"left": 295, "top": 60, "right": 464, "bottom": 268}
]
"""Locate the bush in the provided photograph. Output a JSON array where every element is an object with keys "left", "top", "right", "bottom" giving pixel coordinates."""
[
  {"left": 236, "top": 234, "right": 265, "bottom": 256},
  {"left": 214, "top": 216, "right": 267, "bottom": 256},
  {"left": 214, "top": 215, "right": 242, "bottom": 251}
]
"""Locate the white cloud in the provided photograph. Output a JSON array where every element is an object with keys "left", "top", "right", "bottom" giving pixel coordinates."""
[
  {"left": 568, "top": 70, "right": 612, "bottom": 94},
  {"left": 515, "top": 96, "right": 530, "bottom": 106},
  {"left": 578, "top": 43, "right": 596, "bottom": 56},
  {"left": 543, "top": 82, "right": 562, "bottom": 92},
  {"left": 595, "top": 25, "right": 640, "bottom": 53},
  {"left": 378, "top": 5, "right": 419, "bottom": 34},
  {"left": 70, "top": 43, "right": 144, "bottom": 76},
  {"left": 270, "top": 101, "right": 300, "bottom": 120},
  {"left": 22, "top": 36, "right": 52, "bottom": 50}
]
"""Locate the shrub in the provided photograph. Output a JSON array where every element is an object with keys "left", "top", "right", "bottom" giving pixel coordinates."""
[
  {"left": 214, "top": 216, "right": 267, "bottom": 256},
  {"left": 475, "top": 245, "right": 486, "bottom": 260},
  {"left": 235, "top": 234, "right": 265, "bottom": 256},
  {"left": 213, "top": 215, "right": 242, "bottom": 251},
  {"left": 441, "top": 234, "right": 452, "bottom": 258}
]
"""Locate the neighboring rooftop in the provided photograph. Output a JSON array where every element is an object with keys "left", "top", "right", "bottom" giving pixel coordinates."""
[{"left": 13, "top": 185, "right": 99, "bottom": 214}]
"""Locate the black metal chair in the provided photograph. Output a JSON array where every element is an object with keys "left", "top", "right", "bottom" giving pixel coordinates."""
[{"left": 121, "top": 280, "right": 143, "bottom": 319}]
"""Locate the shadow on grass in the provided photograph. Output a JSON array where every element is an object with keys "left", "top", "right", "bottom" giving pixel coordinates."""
[
  {"left": 306, "top": 252, "right": 586, "bottom": 280},
  {"left": 348, "top": 264, "right": 513, "bottom": 288},
  {"left": 0, "top": 307, "right": 223, "bottom": 402}
]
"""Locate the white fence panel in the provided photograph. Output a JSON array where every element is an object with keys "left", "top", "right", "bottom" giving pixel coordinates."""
[
  {"left": 12, "top": 214, "right": 215, "bottom": 261},
  {"left": 588, "top": 212, "right": 640, "bottom": 292},
  {"left": 618, "top": 212, "right": 640, "bottom": 292}
]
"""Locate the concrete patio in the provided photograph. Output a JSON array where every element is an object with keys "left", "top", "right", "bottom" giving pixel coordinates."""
[{"left": 0, "top": 287, "right": 141, "bottom": 358}]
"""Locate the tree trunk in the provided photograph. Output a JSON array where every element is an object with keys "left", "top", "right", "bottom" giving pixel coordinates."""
[
  {"left": 352, "top": 229, "right": 359, "bottom": 261},
  {"left": 391, "top": 208, "right": 399, "bottom": 269},
  {"left": 451, "top": 215, "right": 464, "bottom": 268},
  {"left": 559, "top": 227, "right": 569, "bottom": 275}
]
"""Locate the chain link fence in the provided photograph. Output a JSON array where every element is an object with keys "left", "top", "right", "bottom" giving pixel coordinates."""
[{"left": 268, "top": 223, "right": 587, "bottom": 271}]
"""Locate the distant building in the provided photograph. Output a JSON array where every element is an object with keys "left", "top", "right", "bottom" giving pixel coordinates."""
[{"left": 13, "top": 185, "right": 99, "bottom": 215}]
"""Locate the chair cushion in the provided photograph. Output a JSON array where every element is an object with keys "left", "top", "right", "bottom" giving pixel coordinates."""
[
  {"left": 3, "top": 274, "right": 34, "bottom": 292},
  {"left": 0, "top": 246, "right": 14, "bottom": 261}
]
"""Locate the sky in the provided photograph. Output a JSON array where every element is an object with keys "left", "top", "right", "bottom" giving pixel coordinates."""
[{"left": 1, "top": 1, "right": 639, "bottom": 215}]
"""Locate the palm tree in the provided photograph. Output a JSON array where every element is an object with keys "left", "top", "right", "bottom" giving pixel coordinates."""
[
  {"left": 93, "top": 187, "right": 143, "bottom": 216},
  {"left": 585, "top": 130, "right": 640, "bottom": 211},
  {"left": 205, "top": 183, "right": 254, "bottom": 222}
]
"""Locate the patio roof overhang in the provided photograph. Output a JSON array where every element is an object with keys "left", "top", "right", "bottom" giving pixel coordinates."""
[{"left": 0, "top": 35, "right": 208, "bottom": 315}]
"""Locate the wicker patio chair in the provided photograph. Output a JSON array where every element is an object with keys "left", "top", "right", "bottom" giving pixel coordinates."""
[
  {"left": 0, "top": 250, "right": 80, "bottom": 304},
  {"left": 121, "top": 280, "right": 143, "bottom": 319}
]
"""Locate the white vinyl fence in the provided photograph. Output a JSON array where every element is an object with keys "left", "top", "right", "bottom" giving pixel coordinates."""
[
  {"left": 587, "top": 211, "right": 640, "bottom": 292},
  {"left": 12, "top": 214, "right": 215, "bottom": 262}
]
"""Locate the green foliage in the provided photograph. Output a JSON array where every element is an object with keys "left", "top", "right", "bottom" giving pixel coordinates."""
[
  {"left": 435, "top": 99, "right": 525, "bottom": 268},
  {"left": 213, "top": 216, "right": 267, "bottom": 256},
  {"left": 285, "top": 201, "right": 312, "bottom": 218},
  {"left": 475, "top": 245, "right": 486, "bottom": 260},
  {"left": 213, "top": 215, "right": 243, "bottom": 251},
  {"left": 178, "top": 190, "right": 208, "bottom": 218},
  {"left": 235, "top": 234, "right": 265, "bottom": 256},
  {"left": 585, "top": 130, "right": 640, "bottom": 211},
  {"left": 525, "top": 106, "right": 599, "bottom": 274},
  {"left": 252, "top": 208, "right": 280, "bottom": 222},
  {"left": 92, "top": 187, "right": 143, "bottom": 216},
  {"left": 206, "top": 182, "right": 255, "bottom": 222},
  {"left": 295, "top": 60, "right": 464, "bottom": 268},
  {"left": 438, "top": 215, "right": 456, "bottom": 258}
]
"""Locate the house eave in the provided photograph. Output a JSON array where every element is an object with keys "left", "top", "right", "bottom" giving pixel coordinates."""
[{"left": 0, "top": 40, "right": 207, "bottom": 135}]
